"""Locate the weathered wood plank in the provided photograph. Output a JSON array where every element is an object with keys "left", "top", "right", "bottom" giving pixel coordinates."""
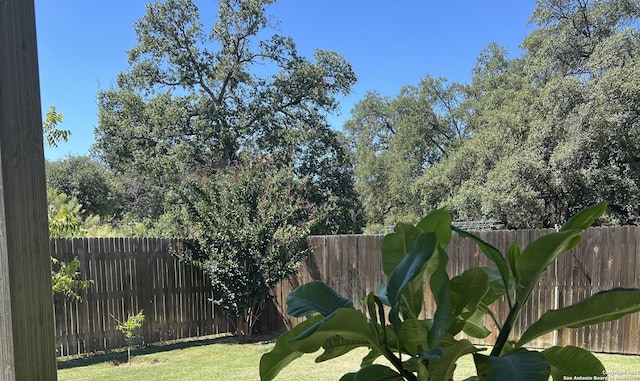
[{"left": 0, "top": 1, "right": 58, "bottom": 378}]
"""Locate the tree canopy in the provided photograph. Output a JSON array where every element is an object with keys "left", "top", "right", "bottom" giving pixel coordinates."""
[
  {"left": 95, "top": 0, "right": 363, "bottom": 234},
  {"left": 344, "top": 76, "right": 465, "bottom": 230},
  {"left": 348, "top": 0, "right": 640, "bottom": 229}
]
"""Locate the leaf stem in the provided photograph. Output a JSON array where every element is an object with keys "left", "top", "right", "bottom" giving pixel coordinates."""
[{"left": 491, "top": 301, "right": 519, "bottom": 357}]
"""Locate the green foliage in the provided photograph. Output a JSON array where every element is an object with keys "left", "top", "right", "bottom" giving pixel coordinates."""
[
  {"left": 51, "top": 257, "right": 93, "bottom": 301},
  {"left": 46, "top": 155, "right": 122, "bottom": 219},
  {"left": 48, "top": 189, "right": 85, "bottom": 238},
  {"left": 94, "top": 0, "right": 363, "bottom": 234},
  {"left": 341, "top": 1, "right": 640, "bottom": 228},
  {"left": 47, "top": 189, "right": 118, "bottom": 238},
  {"left": 261, "top": 203, "right": 640, "bottom": 381},
  {"left": 42, "top": 105, "right": 70, "bottom": 147},
  {"left": 116, "top": 311, "right": 145, "bottom": 342},
  {"left": 344, "top": 77, "right": 465, "bottom": 229},
  {"left": 176, "top": 154, "right": 317, "bottom": 342},
  {"left": 115, "top": 310, "right": 145, "bottom": 365}
]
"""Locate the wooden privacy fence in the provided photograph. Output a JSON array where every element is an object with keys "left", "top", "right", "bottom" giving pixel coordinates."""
[
  {"left": 52, "top": 238, "right": 283, "bottom": 357},
  {"left": 53, "top": 227, "right": 640, "bottom": 357},
  {"left": 271, "top": 227, "right": 640, "bottom": 355}
]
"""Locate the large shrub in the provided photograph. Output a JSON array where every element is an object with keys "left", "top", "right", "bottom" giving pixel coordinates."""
[{"left": 177, "top": 155, "right": 318, "bottom": 342}]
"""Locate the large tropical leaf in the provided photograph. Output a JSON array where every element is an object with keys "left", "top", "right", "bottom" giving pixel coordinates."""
[
  {"left": 478, "top": 266, "right": 514, "bottom": 306},
  {"left": 381, "top": 222, "right": 421, "bottom": 276},
  {"left": 386, "top": 232, "right": 437, "bottom": 306},
  {"left": 315, "top": 335, "right": 371, "bottom": 363},
  {"left": 416, "top": 208, "right": 453, "bottom": 247},
  {"left": 543, "top": 346, "right": 605, "bottom": 381},
  {"left": 354, "top": 364, "right": 404, "bottom": 381},
  {"left": 449, "top": 267, "right": 490, "bottom": 337},
  {"left": 428, "top": 339, "right": 480, "bottom": 381},
  {"left": 453, "top": 228, "right": 511, "bottom": 300},
  {"left": 361, "top": 348, "right": 383, "bottom": 367},
  {"left": 287, "top": 308, "right": 377, "bottom": 354},
  {"left": 397, "top": 270, "right": 431, "bottom": 321},
  {"left": 259, "top": 315, "right": 324, "bottom": 381},
  {"left": 397, "top": 319, "right": 430, "bottom": 355},
  {"left": 450, "top": 268, "right": 490, "bottom": 320},
  {"left": 560, "top": 202, "right": 607, "bottom": 232},
  {"left": 286, "top": 280, "right": 353, "bottom": 317},
  {"left": 516, "top": 229, "right": 582, "bottom": 304},
  {"left": 386, "top": 232, "right": 437, "bottom": 329},
  {"left": 462, "top": 309, "right": 491, "bottom": 338},
  {"left": 428, "top": 247, "right": 451, "bottom": 348},
  {"left": 517, "top": 288, "right": 640, "bottom": 347},
  {"left": 474, "top": 349, "right": 550, "bottom": 381}
]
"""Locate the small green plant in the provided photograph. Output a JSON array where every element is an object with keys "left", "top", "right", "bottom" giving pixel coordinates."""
[
  {"left": 51, "top": 257, "right": 93, "bottom": 301},
  {"left": 115, "top": 310, "right": 145, "bottom": 365},
  {"left": 260, "top": 203, "right": 640, "bottom": 380}
]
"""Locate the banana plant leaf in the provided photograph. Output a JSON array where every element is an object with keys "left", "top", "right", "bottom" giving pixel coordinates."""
[{"left": 517, "top": 288, "right": 640, "bottom": 347}]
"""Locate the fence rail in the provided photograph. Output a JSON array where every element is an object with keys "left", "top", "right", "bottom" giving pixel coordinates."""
[{"left": 52, "top": 227, "right": 640, "bottom": 357}]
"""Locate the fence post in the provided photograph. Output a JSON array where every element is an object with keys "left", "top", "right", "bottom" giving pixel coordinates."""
[{"left": 0, "top": 1, "right": 58, "bottom": 379}]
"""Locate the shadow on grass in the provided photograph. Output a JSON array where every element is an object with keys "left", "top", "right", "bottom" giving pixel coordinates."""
[{"left": 57, "top": 331, "right": 280, "bottom": 370}]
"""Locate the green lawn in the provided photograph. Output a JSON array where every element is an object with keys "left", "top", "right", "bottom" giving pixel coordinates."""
[{"left": 57, "top": 337, "right": 640, "bottom": 381}]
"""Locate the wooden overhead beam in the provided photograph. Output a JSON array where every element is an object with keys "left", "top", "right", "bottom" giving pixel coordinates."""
[{"left": 0, "top": 1, "right": 58, "bottom": 380}]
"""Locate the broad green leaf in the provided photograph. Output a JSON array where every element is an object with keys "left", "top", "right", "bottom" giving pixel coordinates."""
[
  {"left": 386, "top": 232, "right": 437, "bottom": 312},
  {"left": 543, "top": 346, "right": 605, "bottom": 381},
  {"left": 361, "top": 348, "right": 383, "bottom": 366},
  {"left": 287, "top": 308, "right": 376, "bottom": 354},
  {"left": 417, "top": 361, "right": 429, "bottom": 381},
  {"left": 339, "top": 373, "right": 357, "bottom": 381},
  {"left": 402, "top": 355, "right": 433, "bottom": 378},
  {"left": 286, "top": 281, "right": 353, "bottom": 317},
  {"left": 516, "top": 230, "right": 582, "bottom": 304},
  {"left": 517, "top": 288, "right": 640, "bottom": 347},
  {"left": 474, "top": 349, "right": 550, "bottom": 381},
  {"left": 453, "top": 228, "right": 511, "bottom": 299},
  {"left": 259, "top": 315, "right": 324, "bottom": 381},
  {"left": 428, "top": 247, "right": 451, "bottom": 348},
  {"left": 398, "top": 273, "right": 429, "bottom": 321},
  {"left": 450, "top": 268, "right": 490, "bottom": 318},
  {"left": 462, "top": 309, "right": 491, "bottom": 339},
  {"left": 396, "top": 246, "right": 442, "bottom": 321},
  {"left": 560, "top": 202, "right": 607, "bottom": 232},
  {"left": 382, "top": 222, "right": 421, "bottom": 276},
  {"left": 428, "top": 339, "right": 480, "bottom": 381},
  {"left": 416, "top": 208, "right": 453, "bottom": 247},
  {"left": 508, "top": 242, "right": 520, "bottom": 284},
  {"left": 478, "top": 267, "right": 514, "bottom": 306},
  {"left": 316, "top": 335, "right": 371, "bottom": 363},
  {"left": 365, "top": 292, "right": 386, "bottom": 347},
  {"left": 417, "top": 346, "right": 445, "bottom": 360},
  {"left": 397, "top": 319, "right": 430, "bottom": 355},
  {"left": 355, "top": 364, "right": 404, "bottom": 381}
]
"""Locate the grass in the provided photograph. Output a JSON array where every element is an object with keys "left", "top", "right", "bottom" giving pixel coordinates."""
[{"left": 57, "top": 336, "right": 640, "bottom": 381}]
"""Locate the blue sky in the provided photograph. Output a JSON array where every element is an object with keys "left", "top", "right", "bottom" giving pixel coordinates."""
[{"left": 36, "top": 0, "right": 536, "bottom": 161}]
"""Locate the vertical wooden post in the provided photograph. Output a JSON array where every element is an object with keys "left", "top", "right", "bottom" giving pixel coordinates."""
[{"left": 0, "top": 1, "right": 58, "bottom": 380}]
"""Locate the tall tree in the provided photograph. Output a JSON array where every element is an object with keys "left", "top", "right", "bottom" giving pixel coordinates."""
[
  {"left": 344, "top": 76, "right": 465, "bottom": 230},
  {"left": 417, "top": 0, "right": 640, "bottom": 228},
  {"left": 95, "top": 0, "right": 363, "bottom": 233}
]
